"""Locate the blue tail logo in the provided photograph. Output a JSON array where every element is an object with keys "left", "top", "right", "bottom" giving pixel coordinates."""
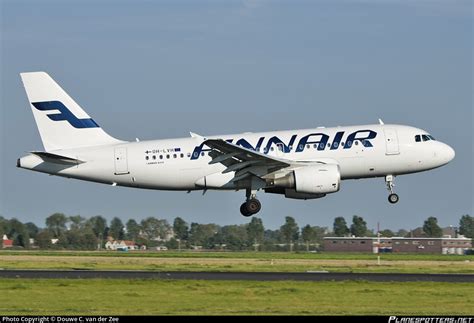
[{"left": 32, "top": 101, "right": 99, "bottom": 129}]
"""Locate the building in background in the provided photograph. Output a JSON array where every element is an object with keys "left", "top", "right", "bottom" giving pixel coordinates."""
[
  {"left": 323, "top": 236, "right": 472, "bottom": 254},
  {"left": 2, "top": 234, "right": 13, "bottom": 248}
]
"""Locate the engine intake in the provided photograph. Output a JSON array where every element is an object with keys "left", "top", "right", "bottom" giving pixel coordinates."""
[{"left": 267, "top": 164, "right": 340, "bottom": 195}]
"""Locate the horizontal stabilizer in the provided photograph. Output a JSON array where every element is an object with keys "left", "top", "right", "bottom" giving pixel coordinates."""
[{"left": 30, "top": 151, "right": 85, "bottom": 165}]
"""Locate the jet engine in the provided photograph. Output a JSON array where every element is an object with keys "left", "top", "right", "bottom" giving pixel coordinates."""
[{"left": 265, "top": 164, "right": 340, "bottom": 199}]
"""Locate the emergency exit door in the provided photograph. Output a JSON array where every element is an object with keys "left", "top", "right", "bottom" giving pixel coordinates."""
[
  {"left": 384, "top": 128, "right": 400, "bottom": 155},
  {"left": 114, "top": 147, "right": 129, "bottom": 175}
]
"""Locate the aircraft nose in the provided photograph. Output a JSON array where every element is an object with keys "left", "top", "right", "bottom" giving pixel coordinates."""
[{"left": 441, "top": 143, "right": 455, "bottom": 164}]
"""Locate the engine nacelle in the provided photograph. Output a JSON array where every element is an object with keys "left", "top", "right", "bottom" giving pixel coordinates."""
[
  {"left": 294, "top": 164, "right": 340, "bottom": 194},
  {"left": 267, "top": 164, "right": 341, "bottom": 195}
]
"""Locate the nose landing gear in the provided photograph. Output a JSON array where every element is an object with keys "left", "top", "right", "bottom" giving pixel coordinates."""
[
  {"left": 240, "top": 189, "right": 262, "bottom": 217},
  {"left": 385, "top": 175, "right": 399, "bottom": 204}
]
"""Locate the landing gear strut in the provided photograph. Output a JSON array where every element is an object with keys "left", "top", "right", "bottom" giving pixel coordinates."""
[
  {"left": 385, "top": 175, "right": 399, "bottom": 204},
  {"left": 240, "top": 189, "right": 262, "bottom": 217}
]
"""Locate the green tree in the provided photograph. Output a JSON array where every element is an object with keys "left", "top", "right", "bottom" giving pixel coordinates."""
[
  {"left": 87, "top": 215, "right": 108, "bottom": 248},
  {"left": 69, "top": 215, "right": 86, "bottom": 230},
  {"left": 218, "top": 225, "right": 249, "bottom": 250},
  {"left": 280, "top": 216, "right": 299, "bottom": 252},
  {"left": 459, "top": 215, "right": 473, "bottom": 239},
  {"left": 81, "top": 229, "right": 99, "bottom": 250},
  {"left": 396, "top": 229, "right": 409, "bottom": 237},
  {"left": 379, "top": 229, "right": 395, "bottom": 237},
  {"left": 110, "top": 217, "right": 125, "bottom": 240},
  {"left": 333, "top": 217, "right": 349, "bottom": 237},
  {"left": 301, "top": 225, "right": 316, "bottom": 251},
  {"left": 87, "top": 215, "right": 108, "bottom": 237},
  {"left": 247, "top": 217, "right": 265, "bottom": 251},
  {"left": 406, "top": 227, "right": 426, "bottom": 238},
  {"left": 173, "top": 217, "right": 189, "bottom": 250},
  {"left": 423, "top": 217, "right": 443, "bottom": 237},
  {"left": 126, "top": 219, "right": 141, "bottom": 241},
  {"left": 262, "top": 229, "right": 283, "bottom": 251},
  {"left": 45, "top": 213, "right": 68, "bottom": 238},
  {"left": 312, "top": 226, "right": 327, "bottom": 246},
  {"left": 6, "top": 218, "right": 30, "bottom": 248},
  {"left": 25, "top": 222, "right": 39, "bottom": 240},
  {"left": 189, "top": 223, "right": 219, "bottom": 248},
  {"left": 140, "top": 217, "right": 171, "bottom": 243},
  {"left": 350, "top": 215, "right": 368, "bottom": 237},
  {"left": 36, "top": 230, "right": 52, "bottom": 249}
]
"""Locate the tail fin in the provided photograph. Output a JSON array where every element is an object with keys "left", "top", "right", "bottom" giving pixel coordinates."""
[{"left": 20, "top": 71, "right": 122, "bottom": 151}]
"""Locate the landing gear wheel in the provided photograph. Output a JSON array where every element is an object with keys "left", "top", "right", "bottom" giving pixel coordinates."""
[
  {"left": 388, "top": 193, "right": 399, "bottom": 204},
  {"left": 240, "top": 203, "right": 252, "bottom": 217},
  {"left": 246, "top": 199, "right": 261, "bottom": 215}
]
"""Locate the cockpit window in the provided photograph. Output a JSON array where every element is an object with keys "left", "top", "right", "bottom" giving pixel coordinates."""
[{"left": 415, "top": 134, "right": 436, "bottom": 143}]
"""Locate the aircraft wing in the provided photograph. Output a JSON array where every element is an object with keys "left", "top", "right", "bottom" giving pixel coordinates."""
[{"left": 203, "top": 139, "right": 291, "bottom": 182}]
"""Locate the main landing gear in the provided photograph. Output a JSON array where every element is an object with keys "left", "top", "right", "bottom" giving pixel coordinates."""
[
  {"left": 385, "top": 175, "right": 399, "bottom": 204},
  {"left": 240, "top": 189, "right": 262, "bottom": 217}
]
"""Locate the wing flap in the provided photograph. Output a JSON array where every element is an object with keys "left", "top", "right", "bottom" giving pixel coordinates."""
[{"left": 203, "top": 139, "right": 291, "bottom": 181}]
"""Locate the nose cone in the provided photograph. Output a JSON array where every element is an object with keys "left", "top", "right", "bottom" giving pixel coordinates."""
[{"left": 441, "top": 143, "right": 455, "bottom": 164}]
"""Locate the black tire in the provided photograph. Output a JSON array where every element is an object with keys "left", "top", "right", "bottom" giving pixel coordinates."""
[
  {"left": 246, "top": 199, "right": 262, "bottom": 215},
  {"left": 388, "top": 193, "right": 399, "bottom": 204},
  {"left": 240, "top": 203, "right": 252, "bottom": 217}
]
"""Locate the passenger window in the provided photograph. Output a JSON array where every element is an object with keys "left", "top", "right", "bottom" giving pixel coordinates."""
[
  {"left": 173, "top": 154, "right": 177, "bottom": 159},
  {"left": 415, "top": 135, "right": 421, "bottom": 142},
  {"left": 180, "top": 153, "right": 184, "bottom": 158}
]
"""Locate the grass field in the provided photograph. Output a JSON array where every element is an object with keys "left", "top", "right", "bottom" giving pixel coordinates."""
[
  {"left": 0, "top": 278, "right": 472, "bottom": 315},
  {"left": 1, "top": 251, "right": 472, "bottom": 315},
  {"left": 1, "top": 250, "right": 473, "bottom": 273}
]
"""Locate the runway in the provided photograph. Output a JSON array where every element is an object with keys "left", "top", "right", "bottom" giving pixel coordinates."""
[{"left": 0, "top": 270, "right": 473, "bottom": 282}]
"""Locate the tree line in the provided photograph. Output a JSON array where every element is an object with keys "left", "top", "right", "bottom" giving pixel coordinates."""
[{"left": 0, "top": 213, "right": 472, "bottom": 251}]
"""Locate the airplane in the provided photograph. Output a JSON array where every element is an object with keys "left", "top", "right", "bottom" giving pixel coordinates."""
[{"left": 17, "top": 72, "right": 455, "bottom": 217}]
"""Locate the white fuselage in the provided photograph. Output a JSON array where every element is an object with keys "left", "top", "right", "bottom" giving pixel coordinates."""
[{"left": 18, "top": 123, "right": 455, "bottom": 191}]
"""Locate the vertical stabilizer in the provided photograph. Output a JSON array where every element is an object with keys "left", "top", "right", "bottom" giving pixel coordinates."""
[{"left": 20, "top": 72, "right": 123, "bottom": 151}]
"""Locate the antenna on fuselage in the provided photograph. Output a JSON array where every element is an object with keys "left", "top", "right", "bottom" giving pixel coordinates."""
[{"left": 378, "top": 118, "right": 384, "bottom": 125}]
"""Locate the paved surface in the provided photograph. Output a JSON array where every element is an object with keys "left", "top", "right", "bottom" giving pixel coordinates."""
[{"left": 0, "top": 270, "right": 473, "bottom": 282}]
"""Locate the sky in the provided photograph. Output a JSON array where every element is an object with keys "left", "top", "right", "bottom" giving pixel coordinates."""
[{"left": 0, "top": 0, "right": 472, "bottom": 231}]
